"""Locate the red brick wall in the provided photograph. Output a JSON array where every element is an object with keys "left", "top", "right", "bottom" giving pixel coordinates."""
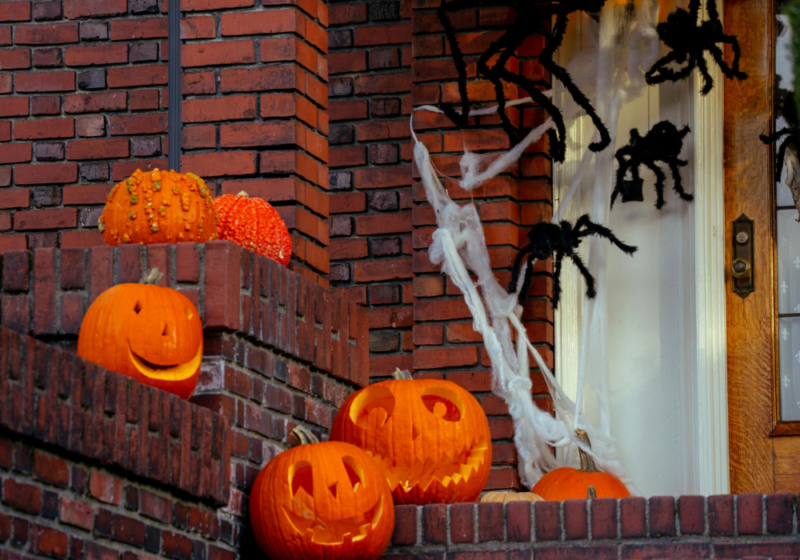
[
  {"left": 0, "top": 0, "right": 330, "bottom": 286},
  {"left": 178, "top": 0, "right": 331, "bottom": 286},
  {"left": 0, "top": 240, "right": 369, "bottom": 558},
  {"left": 0, "top": 0, "right": 175, "bottom": 254},
  {"left": 327, "top": 0, "right": 415, "bottom": 376},
  {"left": 328, "top": 0, "right": 554, "bottom": 491}
]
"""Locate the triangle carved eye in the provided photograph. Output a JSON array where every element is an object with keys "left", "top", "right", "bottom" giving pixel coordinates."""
[
  {"left": 290, "top": 461, "right": 313, "bottom": 497},
  {"left": 342, "top": 455, "right": 364, "bottom": 492}
]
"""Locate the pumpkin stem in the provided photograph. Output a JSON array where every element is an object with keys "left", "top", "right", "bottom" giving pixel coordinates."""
[
  {"left": 575, "top": 429, "right": 599, "bottom": 473},
  {"left": 291, "top": 425, "right": 320, "bottom": 446},
  {"left": 392, "top": 368, "right": 413, "bottom": 380},
  {"left": 587, "top": 486, "right": 597, "bottom": 500},
  {"left": 141, "top": 268, "right": 164, "bottom": 285},
  {"left": 236, "top": 191, "right": 250, "bottom": 198}
]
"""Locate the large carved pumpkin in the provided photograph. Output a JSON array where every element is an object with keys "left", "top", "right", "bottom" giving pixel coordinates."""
[
  {"left": 531, "top": 430, "right": 631, "bottom": 501},
  {"left": 249, "top": 426, "right": 394, "bottom": 560},
  {"left": 213, "top": 190, "right": 292, "bottom": 266},
  {"left": 77, "top": 269, "right": 202, "bottom": 400},
  {"left": 99, "top": 168, "right": 217, "bottom": 245},
  {"left": 330, "top": 369, "right": 492, "bottom": 504}
]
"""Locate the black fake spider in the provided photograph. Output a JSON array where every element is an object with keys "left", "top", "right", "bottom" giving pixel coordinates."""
[
  {"left": 760, "top": 87, "right": 799, "bottom": 181},
  {"left": 612, "top": 121, "right": 692, "bottom": 210},
  {"left": 437, "top": 0, "right": 610, "bottom": 163},
  {"left": 509, "top": 215, "right": 637, "bottom": 308},
  {"left": 645, "top": 0, "right": 747, "bottom": 95}
]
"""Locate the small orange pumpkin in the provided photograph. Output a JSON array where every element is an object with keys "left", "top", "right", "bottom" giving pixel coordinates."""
[
  {"left": 330, "top": 369, "right": 492, "bottom": 505},
  {"left": 249, "top": 426, "right": 394, "bottom": 560},
  {"left": 77, "top": 268, "right": 202, "bottom": 400},
  {"left": 213, "top": 191, "right": 292, "bottom": 265},
  {"left": 480, "top": 491, "right": 544, "bottom": 503},
  {"left": 99, "top": 168, "right": 217, "bottom": 246},
  {"left": 531, "top": 430, "right": 631, "bottom": 501}
]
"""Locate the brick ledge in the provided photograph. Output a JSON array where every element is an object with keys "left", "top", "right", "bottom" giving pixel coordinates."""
[{"left": 0, "top": 326, "right": 231, "bottom": 505}]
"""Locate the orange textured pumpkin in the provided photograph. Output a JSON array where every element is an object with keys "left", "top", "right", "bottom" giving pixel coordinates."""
[
  {"left": 249, "top": 426, "right": 394, "bottom": 560},
  {"left": 330, "top": 369, "right": 492, "bottom": 505},
  {"left": 214, "top": 191, "right": 292, "bottom": 266},
  {"left": 99, "top": 169, "right": 217, "bottom": 246},
  {"left": 532, "top": 430, "right": 631, "bottom": 501},
  {"left": 77, "top": 269, "right": 202, "bottom": 400}
]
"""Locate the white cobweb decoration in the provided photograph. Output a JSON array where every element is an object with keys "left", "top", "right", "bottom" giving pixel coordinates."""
[{"left": 410, "top": 0, "right": 662, "bottom": 490}]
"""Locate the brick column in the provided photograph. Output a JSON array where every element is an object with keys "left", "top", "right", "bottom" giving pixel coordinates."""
[
  {"left": 326, "top": 0, "right": 414, "bottom": 377},
  {"left": 410, "top": 1, "right": 554, "bottom": 491},
  {"left": 178, "top": 0, "right": 330, "bottom": 286},
  {"left": 0, "top": 0, "right": 174, "bottom": 253}
]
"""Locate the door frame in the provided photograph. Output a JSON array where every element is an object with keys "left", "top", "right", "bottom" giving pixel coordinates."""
[{"left": 554, "top": 0, "right": 730, "bottom": 495}]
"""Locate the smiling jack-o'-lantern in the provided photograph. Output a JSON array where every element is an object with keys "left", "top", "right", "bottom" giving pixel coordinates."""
[
  {"left": 77, "top": 268, "right": 202, "bottom": 400},
  {"left": 330, "top": 369, "right": 492, "bottom": 504},
  {"left": 249, "top": 426, "right": 394, "bottom": 560}
]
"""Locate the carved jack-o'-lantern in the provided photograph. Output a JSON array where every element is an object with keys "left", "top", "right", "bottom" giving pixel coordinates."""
[
  {"left": 330, "top": 369, "right": 492, "bottom": 504},
  {"left": 249, "top": 427, "right": 394, "bottom": 560},
  {"left": 77, "top": 269, "right": 202, "bottom": 400}
]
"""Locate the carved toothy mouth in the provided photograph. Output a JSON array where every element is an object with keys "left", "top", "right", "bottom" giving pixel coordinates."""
[
  {"left": 369, "top": 439, "right": 490, "bottom": 494},
  {"left": 283, "top": 494, "right": 385, "bottom": 545},
  {"left": 128, "top": 342, "right": 202, "bottom": 381}
]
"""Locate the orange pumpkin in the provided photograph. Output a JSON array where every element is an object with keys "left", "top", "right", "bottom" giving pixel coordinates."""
[
  {"left": 330, "top": 369, "right": 492, "bottom": 505},
  {"left": 214, "top": 191, "right": 292, "bottom": 266},
  {"left": 77, "top": 269, "right": 202, "bottom": 400},
  {"left": 249, "top": 426, "right": 394, "bottom": 560},
  {"left": 99, "top": 168, "right": 217, "bottom": 246},
  {"left": 480, "top": 491, "right": 544, "bottom": 503},
  {"left": 532, "top": 430, "right": 631, "bottom": 501}
]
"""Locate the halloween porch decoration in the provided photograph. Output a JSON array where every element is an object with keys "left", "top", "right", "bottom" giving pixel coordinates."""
[
  {"left": 249, "top": 426, "right": 394, "bottom": 560},
  {"left": 612, "top": 121, "right": 692, "bottom": 210},
  {"left": 213, "top": 191, "right": 292, "bottom": 265},
  {"left": 412, "top": 2, "right": 662, "bottom": 492},
  {"left": 531, "top": 430, "right": 630, "bottom": 500},
  {"left": 645, "top": 0, "right": 747, "bottom": 95},
  {"left": 480, "top": 491, "right": 544, "bottom": 503},
  {"left": 509, "top": 215, "right": 637, "bottom": 309},
  {"left": 437, "top": 0, "right": 611, "bottom": 162},
  {"left": 330, "top": 369, "right": 492, "bottom": 505},
  {"left": 99, "top": 169, "right": 217, "bottom": 246},
  {"left": 77, "top": 268, "right": 202, "bottom": 400}
]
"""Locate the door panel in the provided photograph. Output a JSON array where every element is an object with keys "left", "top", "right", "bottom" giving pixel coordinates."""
[{"left": 724, "top": 0, "right": 777, "bottom": 494}]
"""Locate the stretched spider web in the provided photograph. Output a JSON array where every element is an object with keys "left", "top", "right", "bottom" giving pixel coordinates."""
[{"left": 412, "top": 0, "right": 662, "bottom": 489}]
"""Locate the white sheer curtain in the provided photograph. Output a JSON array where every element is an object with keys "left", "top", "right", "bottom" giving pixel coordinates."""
[{"left": 554, "top": 0, "right": 727, "bottom": 496}]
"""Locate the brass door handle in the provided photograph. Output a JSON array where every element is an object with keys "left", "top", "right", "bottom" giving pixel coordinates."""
[
  {"left": 732, "top": 215, "right": 754, "bottom": 298},
  {"left": 731, "top": 258, "right": 751, "bottom": 279}
]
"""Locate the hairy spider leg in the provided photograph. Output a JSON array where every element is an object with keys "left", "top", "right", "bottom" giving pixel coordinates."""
[
  {"left": 643, "top": 160, "right": 669, "bottom": 209},
  {"left": 538, "top": 8, "right": 611, "bottom": 153},
  {"left": 509, "top": 249, "right": 538, "bottom": 304},
  {"left": 574, "top": 215, "right": 638, "bottom": 254},
  {"left": 711, "top": 32, "right": 748, "bottom": 81},
  {"left": 667, "top": 158, "right": 693, "bottom": 202},
  {"left": 777, "top": 133, "right": 795, "bottom": 180},
  {"left": 552, "top": 251, "right": 566, "bottom": 308},
  {"left": 687, "top": 0, "right": 702, "bottom": 21},
  {"left": 695, "top": 49, "right": 716, "bottom": 95},
  {"left": 567, "top": 249, "right": 596, "bottom": 300},
  {"left": 477, "top": 16, "right": 531, "bottom": 145},
  {"left": 437, "top": 1, "right": 474, "bottom": 127},
  {"left": 490, "top": 61, "right": 569, "bottom": 161},
  {"left": 704, "top": 0, "right": 719, "bottom": 24},
  {"left": 645, "top": 50, "right": 694, "bottom": 87}
]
